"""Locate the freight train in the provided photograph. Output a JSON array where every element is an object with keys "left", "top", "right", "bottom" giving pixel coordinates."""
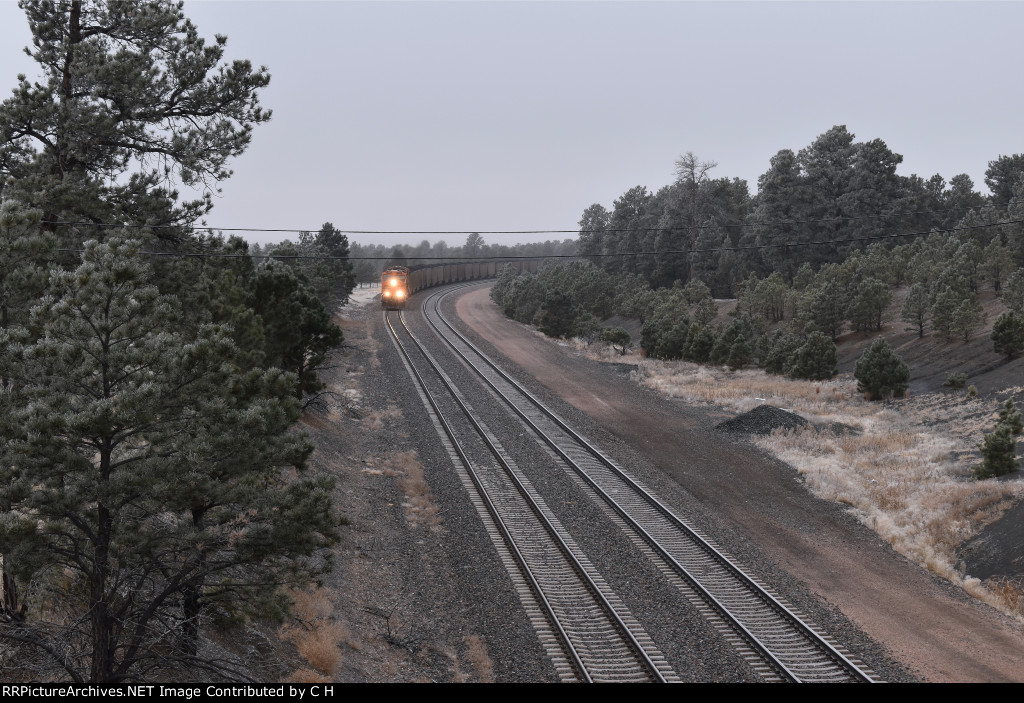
[
  {"left": 380, "top": 259, "right": 545, "bottom": 309},
  {"left": 380, "top": 266, "right": 410, "bottom": 309}
]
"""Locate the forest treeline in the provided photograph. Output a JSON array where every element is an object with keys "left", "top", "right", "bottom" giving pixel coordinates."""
[
  {"left": 578, "top": 129, "right": 1024, "bottom": 295},
  {"left": 0, "top": 1, "right": 347, "bottom": 683},
  {"left": 339, "top": 234, "right": 578, "bottom": 283},
  {"left": 492, "top": 127, "right": 1024, "bottom": 381}
]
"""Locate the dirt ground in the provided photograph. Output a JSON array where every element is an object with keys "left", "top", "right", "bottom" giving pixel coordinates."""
[{"left": 452, "top": 284, "right": 1024, "bottom": 682}]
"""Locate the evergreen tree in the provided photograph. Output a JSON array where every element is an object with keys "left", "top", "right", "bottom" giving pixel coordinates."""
[
  {"left": 854, "top": 338, "right": 910, "bottom": 400},
  {"left": 930, "top": 286, "right": 962, "bottom": 342},
  {"left": 710, "top": 318, "right": 755, "bottom": 368},
  {"left": 683, "top": 323, "right": 717, "bottom": 363},
  {"left": 991, "top": 311, "right": 1024, "bottom": 360},
  {"left": 998, "top": 399, "right": 1023, "bottom": 436},
  {"left": 983, "top": 238, "right": 1014, "bottom": 292},
  {"left": 951, "top": 295, "right": 986, "bottom": 342},
  {"left": 751, "top": 272, "right": 790, "bottom": 322},
  {"left": 154, "top": 234, "right": 267, "bottom": 366},
  {"left": 985, "top": 154, "right": 1024, "bottom": 207},
  {"left": 0, "top": 0, "right": 271, "bottom": 241},
  {"left": 787, "top": 331, "right": 837, "bottom": 381},
  {"left": 760, "top": 332, "right": 803, "bottom": 375},
  {"left": 849, "top": 277, "right": 892, "bottom": 333},
  {"left": 0, "top": 240, "right": 338, "bottom": 681},
  {"left": 751, "top": 149, "right": 808, "bottom": 280},
  {"left": 602, "top": 327, "right": 631, "bottom": 355},
  {"left": 1004, "top": 268, "right": 1024, "bottom": 314},
  {"left": 0, "top": 201, "right": 54, "bottom": 328},
  {"left": 614, "top": 282, "right": 657, "bottom": 324},
  {"left": 680, "top": 278, "right": 711, "bottom": 304},
  {"left": 314, "top": 222, "right": 357, "bottom": 306},
  {"left": 974, "top": 425, "right": 1018, "bottom": 479},
  {"left": 250, "top": 261, "right": 344, "bottom": 399},
  {"left": 535, "top": 290, "right": 577, "bottom": 339},
  {"left": 577, "top": 203, "right": 610, "bottom": 260},
  {"left": 463, "top": 232, "right": 486, "bottom": 258},
  {"left": 692, "top": 296, "right": 718, "bottom": 326},
  {"left": 808, "top": 280, "right": 848, "bottom": 340},
  {"left": 901, "top": 283, "right": 930, "bottom": 338}
]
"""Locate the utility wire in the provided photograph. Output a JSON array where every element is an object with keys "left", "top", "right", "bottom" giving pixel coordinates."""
[
  {"left": 52, "top": 217, "right": 1024, "bottom": 261},
  {"left": 38, "top": 203, "right": 1008, "bottom": 237}
]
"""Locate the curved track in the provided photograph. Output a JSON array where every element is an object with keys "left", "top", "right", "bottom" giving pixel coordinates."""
[
  {"left": 384, "top": 308, "right": 677, "bottom": 682},
  {"left": 417, "top": 283, "right": 878, "bottom": 683}
]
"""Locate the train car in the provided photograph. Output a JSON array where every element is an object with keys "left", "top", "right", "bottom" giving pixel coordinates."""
[{"left": 381, "top": 266, "right": 411, "bottom": 309}]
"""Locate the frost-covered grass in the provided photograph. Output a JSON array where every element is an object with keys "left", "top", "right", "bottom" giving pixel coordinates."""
[{"left": 576, "top": 342, "right": 1024, "bottom": 618}]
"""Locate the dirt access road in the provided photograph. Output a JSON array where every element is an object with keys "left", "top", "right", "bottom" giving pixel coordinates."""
[{"left": 452, "top": 284, "right": 1024, "bottom": 683}]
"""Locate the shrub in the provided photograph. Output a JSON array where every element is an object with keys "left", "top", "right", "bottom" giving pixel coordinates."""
[
  {"left": 572, "top": 312, "right": 603, "bottom": 343},
  {"left": 968, "top": 385, "right": 978, "bottom": 398},
  {"left": 854, "top": 338, "right": 910, "bottom": 400},
  {"left": 943, "top": 372, "right": 967, "bottom": 389},
  {"left": 602, "top": 327, "right": 631, "bottom": 355}
]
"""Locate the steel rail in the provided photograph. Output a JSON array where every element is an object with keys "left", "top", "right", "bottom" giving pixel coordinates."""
[
  {"left": 423, "top": 283, "right": 875, "bottom": 683},
  {"left": 385, "top": 309, "right": 669, "bottom": 683}
]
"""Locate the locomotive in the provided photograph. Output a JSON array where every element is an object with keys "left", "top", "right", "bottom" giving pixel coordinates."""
[{"left": 380, "top": 266, "right": 410, "bottom": 309}]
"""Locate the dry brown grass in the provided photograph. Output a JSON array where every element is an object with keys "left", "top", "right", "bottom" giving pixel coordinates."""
[
  {"left": 578, "top": 347, "right": 1024, "bottom": 618},
  {"left": 464, "top": 634, "right": 494, "bottom": 682},
  {"left": 989, "top": 578, "right": 1024, "bottom": 617},
  {"left": 279, "top": 587, "right": 357, "bottom": 677},
  {"left": 361, "top": 404, "right": 403, "bottom": 432},
  {"left": 434, "top": 643, "right": 468, "bottom": 683},
  {"left": 385, "top": 451, "right": 443, "bottom": 530},
  {"left": 284, "top": 668, "right": 332, "bottom": 684}
]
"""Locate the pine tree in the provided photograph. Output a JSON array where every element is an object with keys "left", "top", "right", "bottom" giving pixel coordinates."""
[
  {"left": 250, "top": 261, "right": 344, "bottom": 399},
  {"left": 760, "top": 332, "right": 803, "bottom": 375},
  {"left": 692, "top": 296, "right": 718, "bottom": 326},
  {"left": 787, "top": 332, "right": 837, "bottom": 381},
  {"left": 901, "top": 283, "right": 930, "bottom": 338},
  {"left": 0, "top": 201, "right": 54, "bottom": 328},
  {"left": 998, "top": 399, "right": 1023, "bottom": 436},
  {"left": 808, "top": 280, "right": 848, "bottom": 340},
  {"left": 0, "top": 240, "right": 338, "bottom": 681},
  {"left": 974, "top": 426, "right": 1017, "bottom": 479},
  {"left": 951, "top": 295, "right": 986, "bottom": 343},
  {"left": 683, "top": 323, "right": 717, "bottom": 363},
  {"left": 534, "top": 290, "right": 577, "bottom": 339},
  {"left": 854, "top": 338, "right": 910, "bottom": 400},
  {"left": 1004, "top": 268, "right": 1024, "bottom": 315},
  {"left": 602, "top": 327, "right": 631, "bottom": 355},
  {"left": 849, "top": 277, "right": 892, "bottom": 333},
  {"left": 930, "top": 286, "right": 961, "bottom": 342},
  {"left": 0, "top": 0, "right": 271, "bottom": 240},
  {"left": 991, "top": 311, "right": 1024, "bottom": 359}
]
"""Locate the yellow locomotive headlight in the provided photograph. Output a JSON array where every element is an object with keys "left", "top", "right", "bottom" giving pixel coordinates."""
[
  {"left": 395, "top": 290, "right": 405, "bottom": 299},
  {"left": 390, "top": 278, "right": 399, "bottom": 287}
]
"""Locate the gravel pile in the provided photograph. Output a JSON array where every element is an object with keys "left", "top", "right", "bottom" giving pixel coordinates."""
[{"left": 715, "top": 404, "right": 810, "bottom": 435}]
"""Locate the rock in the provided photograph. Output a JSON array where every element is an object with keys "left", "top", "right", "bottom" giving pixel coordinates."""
[{"left": 715, "top": 404, "right": 810, "bottom": 435}]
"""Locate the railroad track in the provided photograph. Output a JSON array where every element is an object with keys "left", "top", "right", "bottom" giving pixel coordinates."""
[
  {"left": 415, "top": 283, "right": 878, "bottom": 683},
  {"left": 384, "top": 309, "right": 678, "bottom": 683}
]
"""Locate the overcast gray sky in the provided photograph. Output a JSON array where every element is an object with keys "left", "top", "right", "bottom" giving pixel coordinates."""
[{"left": 1, "top": 1, "right": 1022, "bottom": 247}]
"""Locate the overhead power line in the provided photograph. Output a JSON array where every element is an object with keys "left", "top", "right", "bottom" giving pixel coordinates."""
[
  {"left": 53, "top": 217, "right": 1024, "bottom": 262},
  {"left": 37, "top": 202, "right": 1009, "bottom": 237}
]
